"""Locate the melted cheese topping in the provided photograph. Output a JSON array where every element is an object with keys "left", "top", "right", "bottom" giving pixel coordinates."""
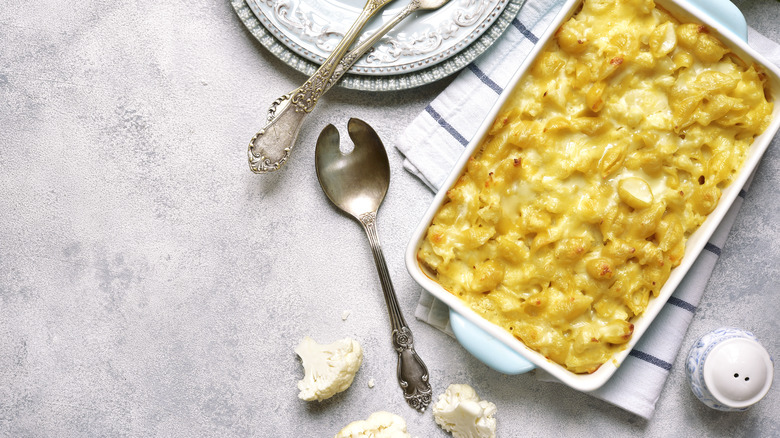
[{"left": 418, "top": 0, "right": 773, "bottom": 374}]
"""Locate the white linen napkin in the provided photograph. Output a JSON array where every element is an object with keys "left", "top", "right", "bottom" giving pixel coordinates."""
[{"left": 395, "top": 0, "right": 780, "bottom": 419}]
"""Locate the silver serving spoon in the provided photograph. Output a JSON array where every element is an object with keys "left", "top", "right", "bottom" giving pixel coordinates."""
[
  {"left": 250, "top": 0, "right": 453, "bottom": 173},
  {"left": 315, "top": 118, "right": 432, "bottom": 412}
]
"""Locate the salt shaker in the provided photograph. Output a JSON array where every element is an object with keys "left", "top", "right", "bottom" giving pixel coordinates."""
[{"left": 686, "top": 327, "right": 774, "bottom": 411}]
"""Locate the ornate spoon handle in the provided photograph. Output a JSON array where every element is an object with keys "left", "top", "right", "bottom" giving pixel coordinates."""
[
  {"left": 359, "top": 211, "right": 432, "bottom": 412},
  {"left": 248, "top": 0, "right": 393, "bottom": 173}
]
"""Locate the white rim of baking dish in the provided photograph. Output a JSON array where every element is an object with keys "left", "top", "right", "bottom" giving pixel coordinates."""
[{"left": 405, "top": 0, "right": 780, "bottom": 392}]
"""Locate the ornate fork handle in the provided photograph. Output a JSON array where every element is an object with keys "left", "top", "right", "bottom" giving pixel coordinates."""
[
  {"left": 248, "top": 0, "right": 394, "bottom": 173},
  {"left": 360, "top": 212, "right": 432, "bottom": 411}
]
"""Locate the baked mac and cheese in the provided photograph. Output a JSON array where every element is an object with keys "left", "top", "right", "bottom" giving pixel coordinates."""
[{"left": 417, "top": 0, "right": 773, "bottom": 373}]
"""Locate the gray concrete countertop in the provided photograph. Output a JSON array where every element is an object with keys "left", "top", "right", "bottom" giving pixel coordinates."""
[{"left": 1, "top": 0, "right": 777, "bottom": 436}]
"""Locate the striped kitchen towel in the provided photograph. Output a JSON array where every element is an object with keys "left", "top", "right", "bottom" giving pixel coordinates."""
[{"left": 395, "top": 0, "right": 780, "bottom": 419}]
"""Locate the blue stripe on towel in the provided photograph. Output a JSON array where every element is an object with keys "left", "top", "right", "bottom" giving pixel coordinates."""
[
  {"left": 629, "top": 350, "right": 673, "bottom": 371},
  {"left": 704, "top": 242, "right": 721, "bottom": 256},
  {"left": 467, "top": 64, "right": 503, "bottom": 94},
  {"left": 424, "top": 105, "right": 469, "bottom": 146},
  {"left": 667, "top": 296, "right": 697, "bottom": 313},
  {"left": 511, "top": 18, "right": 539, "bottom": 44}
]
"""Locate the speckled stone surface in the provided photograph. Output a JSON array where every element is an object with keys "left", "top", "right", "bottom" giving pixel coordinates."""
[{"left": 1, "top": 1, "right": 778, "bottom": 436}]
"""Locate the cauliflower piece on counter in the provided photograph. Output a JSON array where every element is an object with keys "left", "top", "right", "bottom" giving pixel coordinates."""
[
  {"left": 334, "top": 411, "right": 411, "bottom": 438},
  {"left": 295, "top": 336, "right": 363, "bottom": 401},
  {"left": 433, "top": 384, "right": 497, "bottom": 438}
]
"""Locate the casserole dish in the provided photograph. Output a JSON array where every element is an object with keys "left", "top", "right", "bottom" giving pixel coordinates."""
[{"left": 405, "top": 0, "right": 780, "bottom": 391}]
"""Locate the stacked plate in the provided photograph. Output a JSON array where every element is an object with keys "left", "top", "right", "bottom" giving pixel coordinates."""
[{"left": 231, "top": 0, "right": 525, "bottom": 90}]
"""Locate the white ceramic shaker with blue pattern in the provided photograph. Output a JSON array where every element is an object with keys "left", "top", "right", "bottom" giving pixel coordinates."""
[{"left": 686, "top": 327, "right": 774, "bottom": 411}]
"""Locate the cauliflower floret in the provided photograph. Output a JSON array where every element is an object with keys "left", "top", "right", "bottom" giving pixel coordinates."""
[
  {"left": 295, "top": 336, "right": 363, "bottom": 401},
  {"left": 433, "top": 384, "right": 497, "bottom": 438},
  {"left": 334, "top": 411, "right": 411, "bottom": 438}
]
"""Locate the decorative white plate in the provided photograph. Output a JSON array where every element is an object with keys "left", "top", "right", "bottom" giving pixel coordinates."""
[{"left": 231, "top": 0, "right": 524, "bottom": 90}]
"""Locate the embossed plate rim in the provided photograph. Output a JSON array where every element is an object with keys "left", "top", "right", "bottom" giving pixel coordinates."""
[
  {"left": 230, "top": 0, "right": 524, "bottom": 90},
  {"left": 245, "top": 0, "right": 510, "bottom": 75}
]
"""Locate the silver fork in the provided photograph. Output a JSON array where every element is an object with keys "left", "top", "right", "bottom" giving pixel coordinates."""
[{"left": 248, "top": 0, "right": 453, "bottom": 173}]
